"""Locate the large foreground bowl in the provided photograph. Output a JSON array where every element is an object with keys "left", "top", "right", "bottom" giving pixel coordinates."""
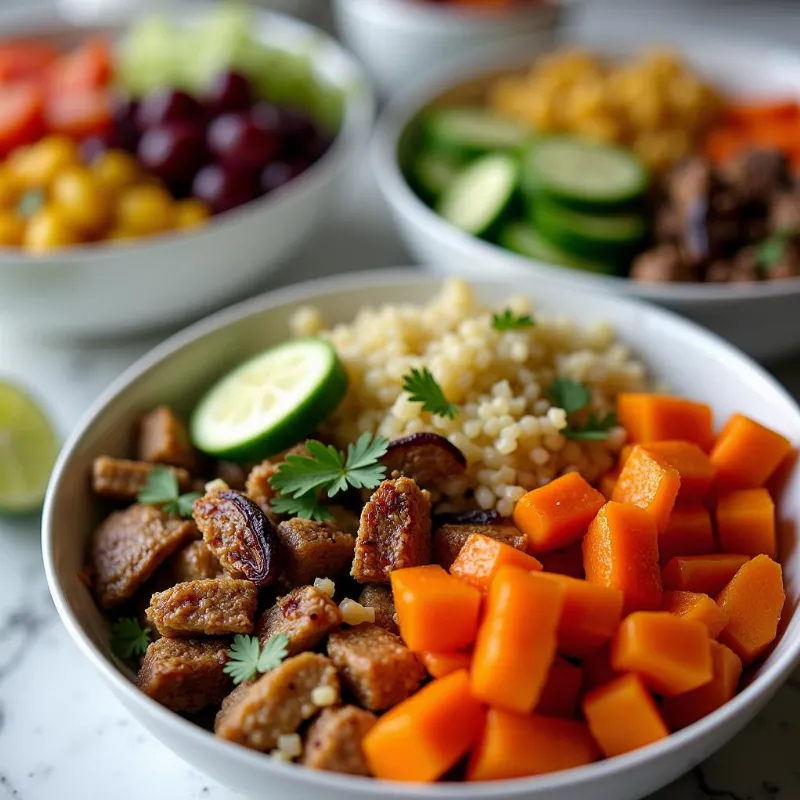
[
  {"left": 371, "top": 32, "right": 800, "bottom": 362},
  {"left": 44, "top": 270, "right": 800, "bottom": 800},
  {"left": 0, "top": 3, "right": 373, "bottom": 339}
]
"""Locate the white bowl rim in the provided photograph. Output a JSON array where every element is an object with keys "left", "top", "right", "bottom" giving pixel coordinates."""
[
  {"left": 336, "top": 0, "right": 563, "bottom": 23},
  {"left": 0, "top": 0, "right": 375, "bottom": 265},
  {"left": 42, "top": 267, "right": 800, "bottom": 797},
  {"left": 370, "top": 30, "right": 800, "bottom": 304}
]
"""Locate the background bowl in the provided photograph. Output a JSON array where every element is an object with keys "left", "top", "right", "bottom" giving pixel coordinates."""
[
  {"left": 0, "top": 3, "right": 373, "bottom": 339},
  {"left": 44, "top": 269, "right": 800, "bottom": 800},
  {"left": 371, "top": 32, "right": 800, "bottom": 363},
  {"left": 332, "top": 0, "right": 563, "bottom": 98}
]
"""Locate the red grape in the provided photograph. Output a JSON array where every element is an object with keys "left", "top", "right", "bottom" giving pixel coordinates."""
[
  {"left": 207, "top": 112, "right": 280, "bottom": 170},
  {"left": 137, "top": 122, "right": 207, "bottom": 185},
  {"left": 205, "top": 71, "right": 253, "bottom": 115},
  {"left": 251, "top": 101, "right": 282, "bottom": 134},
  {"left": 136, "top": 89, "right": 203, "bottom": 129},
  {"left": 111, "top": 96, "right": 141, "bottom": 152},
  {"left": 260, "top": 159, "right": 307, "bottom": 194},
  {"left": 192, "top": 163, "right": 258, "bottom": 214}
]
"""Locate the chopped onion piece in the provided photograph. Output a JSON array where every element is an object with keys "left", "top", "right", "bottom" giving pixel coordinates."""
[
  {"left": 313, "top": 577, "right": 336, "bottom": 598},
  {"left": 311, "top": 685, "right": 337, "bottom": 708},
  {"left": 339, "top": 598, "right": 376, "bottom": 626}
]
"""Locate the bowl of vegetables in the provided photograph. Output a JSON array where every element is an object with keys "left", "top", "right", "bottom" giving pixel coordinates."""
[
  {"left": 0, "top": 2, "right": 373, "bottom": 338},
  {"left": 43, "top": 268, "right": 800, "bottom": 799},
  {"left": 371, "top": 32, "right": 800, "bottom": 362}
]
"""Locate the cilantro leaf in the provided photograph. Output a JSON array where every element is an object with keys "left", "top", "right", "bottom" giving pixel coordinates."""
[
  {"left": 224, "top": 633, "right": 290, "bottom": 685},
  {"left": 547, "top": 378, "right": 591, "bottom": 415},
  {"left": 342, "top": 432, "right": 390, "bottom": 490},
  {"left": 492, "top": 309, "right": 535, "bottom": 331},
  {"left": 401, "top": 367, "right": 458, "bottom": 420},
  {"left": 137, "top": 466, "right": 199, "bottom": 519},
  {"left": 110, "top": 617, "right": 151, "bottom": 660},
  {"left": 177, "top": 492, "right": 203, "bottom": 517},
  {"left": 756, "top": 227, "right": 796, "bottom": 272},
  {"left": 271, "top": 493, "right": 335, "bottom": 522},
  {"left": 564, "top": 411, "right": 618, "bottom": 441}
]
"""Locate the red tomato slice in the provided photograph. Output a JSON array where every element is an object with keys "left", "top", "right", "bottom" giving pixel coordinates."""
[
  {"left": 44, "top": 89, "right": 112, "bottom": 138},
  {"left": 0, "top": 41, "right": 59, "bottom": 84},
  {"left": 47, "top": 37, "right": 112, "bottom": 93},
  {"left": 0, "top": 83, "right": 45, "bottom": 155}
]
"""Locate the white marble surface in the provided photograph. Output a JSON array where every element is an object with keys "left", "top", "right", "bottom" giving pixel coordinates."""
[{"left": 3, "top": 2, "right": 800, "bottom": 799}]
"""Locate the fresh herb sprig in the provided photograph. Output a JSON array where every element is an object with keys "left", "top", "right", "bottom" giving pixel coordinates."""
[
  {"left": 110, "top": 617, "right": 151, "bottom": 659},
  {"left": 269, "top": 433, "right": 389, "bottom": 522},
  {"left": 492, "top": 309, "right": 535, "bottom": 331},
  {"left": 547, "top": 378, "right": 617, "bottom": 441},
  {"left": 755, "top": 227, "right": 797, "bottom": 272},
  {"left": 137, "top": 466, "right": 202, "bottom": 518},
  {"left": 224, "top": 633, "right": 290, "bottom": 685},
  {"left": 402, "top": 367, "right": 458, "bottom": 420}
]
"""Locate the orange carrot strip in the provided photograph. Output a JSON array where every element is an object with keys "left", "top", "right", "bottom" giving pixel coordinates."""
[
  {"left": 583, "top": 501, "right": 662, "bottom": 613},
  {"left": 661, "top": 554, "right": 750, "bottom": 595},
  {"left": 724, "top": 99, "right": 800, "bottom": 126},
  {"left": 466, "top": 710, "right": 598, "bottom": 781},
  {"left": 537, "top": 542, "right": 585, "bottom": 579},
  {"left": 662, "top": 590, "right": 728, "bottom": 639},
  {"left": 710, "top": 413, "right": 792, "bottom": 489},
  {"left": 362, "top": 669, "right": 486, "bottom": 782},
  {"left": 661, "top": 641, "right": 743, "bottom": 731},
  {"left": 715, "top": 489, "right": 777, "bottom": 559},
  {"left": 532, "top": 571, "right": 624, "bottom": 657},
  {"left": 582, "top": 674, "right": 669, "bottom": 757},
  {"left": 704, "top": 127, "right": 747, "bottom": 163},
  {"left": 513, "top": 472, "right": 606, "bottom": 553},
  {"left": 659, "top": 505, "right": 717, "bottom": 565},
  {"left": 449, "top": 532, "right": 542, "bottom": 593},
  {"left": 641, "top": 440, "right": 716, "bottom": 502},
  {"left": 617, "top": 393, "right": 714, "bottom": 451},
  {"left": 717, "top": 554, "right": 785, "bottom": 665},
  {"left": 419, "top": 651, "right": 472, "bottom": 679},
  {"left": 535, "top": 655, "right": 584, "bottom": 719},
  {"left": 471, "top": 565, "right": 563, "bottom": 712},
  {"left": 391, "top": 565, "right": 481, "bottom": 652}
]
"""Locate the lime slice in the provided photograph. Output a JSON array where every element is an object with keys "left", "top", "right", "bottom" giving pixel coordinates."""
[
  {"left": 0, "top": 380, "right": 59, "bottom": 515},
  {"left": 190, "top": 338, "right": 348, "bottom": 462}
]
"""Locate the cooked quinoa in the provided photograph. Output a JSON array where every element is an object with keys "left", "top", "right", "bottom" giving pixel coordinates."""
[{"left": 290, "top": 279, "right": 649, "bottom": 517}]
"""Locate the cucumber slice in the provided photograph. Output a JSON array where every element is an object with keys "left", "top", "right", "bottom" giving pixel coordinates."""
[
  {"left": 522, "top": 137, "right": 649, "bottom": 209},
  {"left": 499, "top": 221, "right": 620, "bottom": 275},
  {"left": 424, "top": 107, "right": 530, "bottom": 157},
  {"left": 437, "top": 153, "right": 518, "bottom": 237},
  {"left": 412, "top": 150, "right": 464, "bottom": 200},
  {"left": 190, "top": 338, "right": 347, "bottom": 461},
  {"left": 531, "top": 198, "right": 647, "bottom": 260}
]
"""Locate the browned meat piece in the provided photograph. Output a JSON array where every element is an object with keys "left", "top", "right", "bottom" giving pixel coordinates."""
[
  {"left": 327, "top": 505, "right": 360, "bottom": 535},
  {"left": 705, "top": 259, "right": 734, "bottom": 283},
  {"left": 146, "top": 579, "right": 258, "bottom": 637},
  {"left": 90, "top": 505, "right": 197, "bottom": 608},
  {"left": 245, "top": 460, "right": 279, "bottom": 514},
  {"left": 92, "top": 456, "right": 191, "bottom": 502},
  {"left": 351, "top": 477, "right": 431, "bottom": 583},
  {"left": 137, "top": 407, "right": 196, "bottom": 472},
  {"left": 277, "top": 518, "right": 355, "bottom": 585},
  {"left": 719, "top": 149, "right": 790, "bottom": 205},
  {"left": 357, "top": 585, "right": 398, "bottom": 634},
  {"left": 327, "top": 624, "right": 424, "bottom": 711},
  {"left": 136, "top": 637, "right": 231, "bottom": 712},
  {"left": 257, "top": 585, "right": 341, "bottom": 655},
  {"left": 668, "top": 157, "right": 713, "bottom": 210},
  {"left": 215, "top": 652, "right": 339, "bottom": 751},
  {"left": 167, "top": 540, "right": 223, "bottom": 583},
  {"left": 215, "top": 461, "right": 251, "bottom": 492},
  {"left": 193, "top": 489, "right": 281, "bottom": 587},
  {"left": 770, "top": 191, "right": 800, "bottom": 232},
  {"left": 434, "top": 522, "right": 527, "bottom": 570},
  {"left": 381, "top": 433, "right": 466, "bottom": 488},
  {"left": 302, "top": 706, "right": 376, "bottom": 776},
  {"left": 631, "top": 244, "right": 694, "bottom": 283},
  {"left": 769, "top": 240, "right": 800, "bottom": 280}
]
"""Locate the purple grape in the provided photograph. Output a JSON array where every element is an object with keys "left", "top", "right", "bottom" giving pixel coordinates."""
[
  {"left": 251, "top": 101, "right": 282, "bottom": 134},
  {"left": 137, "top": 122, "right": 207, "bottom": 185},
  {"left": 206, "top": 112, "right": 280, "bottom": 170},
  {"left": 204, "top": 70, "right": 253, "bottom": 115},
  {"left": 260, "top": 159, "right": 307, "bottom": 194},
  {"left": 192, "top": 163, "right": 258, "bottom": 214},
  {"left": 136, "top": 89, "right": 203, "bottom": 129},
  {"left": 111, "top": 96, "right": 141, "bottom": 152}
]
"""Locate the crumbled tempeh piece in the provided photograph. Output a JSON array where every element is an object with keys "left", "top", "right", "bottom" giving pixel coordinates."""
[
  {"left": 302, "top": 706, "right": 376, "bottom": 776},
  {"left": 90, "top": 504, "right": 197, "bottom": 608},
  {"left": 146, "top": 579, "right": 258, "bottom": 637},
  {"left": 245, "top": 460, "right": 280, "bottom": 515},
  {"left": 357, "top": 585, "right": 399, "bottom": 634},
  {"left": 136, "top": 637, "right": 230, "bottom": 713},
  {"left": 92, "top": 456, "right": 192, "bottom": 502},
  {"left": 215, "top": 652, "right": 339, "bottom": 751},
  {"left": 351, "top": 477, "right": 432, "bottom": 583},
  {"left": 137, "top": 406, "right": 197, "bottom": 472},
  {"left": 257, "top": 585, "right": 341, "bottom": 655},
  {"left": 327, "top": 623, "right": 424, "bottom": 711},
  {"left": 433, "top": 523, "right": 527, "bottom": 570},
  {"left": 277, "top": 518, "right": 355, "bottom": 586},
  {"left": 215, "top": 461, "right": 251, "bottom": 492},
  {"left": 167, "top": 540, "right": 223, "bottom": 583}
]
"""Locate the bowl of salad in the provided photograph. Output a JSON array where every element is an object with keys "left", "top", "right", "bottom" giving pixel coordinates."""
[
  {"left": 43, "top": 268, "right": 800, "bottom": 799},
  {"left": 371, "top": 32, "right": 800, "bottom": 362},
  {"left": 0, "top": 2, "right": 373, "bottom": 338}
]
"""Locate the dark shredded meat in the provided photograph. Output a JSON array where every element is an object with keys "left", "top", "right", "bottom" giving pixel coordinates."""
[
  {"left": 631, "top": 243, "right": 695, "bottom": 283},
  {"left": 257, "top": 585, "right": 341, "bottom": 655},
  {"left": 302, "top": 706, "right": 376, "bottom": 776},
  {"left": 91, "top": 456, "right": 191, "bottom": 502},
  {"left": 434, "top": 522, "right": 527, "bottom": 570},
  {"left": 137, "top": 407, "right": 197, "bottom": 473},
  {"left": 277, "top": 518, "right": 355, "bottom": 585},
  {"left": 357, "top": 585, "right": 398, "bottom": 634}
]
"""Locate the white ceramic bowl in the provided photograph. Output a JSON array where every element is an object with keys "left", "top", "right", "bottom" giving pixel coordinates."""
[
  {"left": 332, "top": 0, "right": 563, "bottom": 98},
  {"left": 371, "top": 32, "right": 800, "bottom": 363},
  {"left": 0, "top": 3, "right": 373, "bottom": 339},
  {"left": 44, "top": 269, "right": 800, "bottom": 800}
]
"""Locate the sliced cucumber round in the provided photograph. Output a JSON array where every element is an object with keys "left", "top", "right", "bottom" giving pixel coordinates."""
[
  {"left": 521, "top": 136, "right": 649, "bottom": 210},
  {"left": 412, "top": 150, "right": 464, "bottom": 200},
  {"left": 531, "top": 197, "right": 647, "bottom": 260},
  {"left": 190, "top": 338, "right": 347, "bottom": 461},
  {"left": 424, "top": 107, "right": 531, "bottom": 158},
  {"left": 437, "top": 153, "right": 518, "bottom": 237},
  {"left": 499, "top": 221, "right": 620, "bottom": 275}
]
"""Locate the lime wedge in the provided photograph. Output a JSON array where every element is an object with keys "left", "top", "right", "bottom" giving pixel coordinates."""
[{"left": 0, "top": 380, "right": 59, "bottom": 515}]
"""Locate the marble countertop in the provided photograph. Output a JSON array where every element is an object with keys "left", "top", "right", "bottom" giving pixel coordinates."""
[{"left": 3, "top": 2, "right": 800, "bottom": 799}]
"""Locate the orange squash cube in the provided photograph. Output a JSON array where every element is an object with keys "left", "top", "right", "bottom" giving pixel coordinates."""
[
  {"left": 449, "top": 532, "right": 542, "bottom": 592},
  {"left": 535, "top": 656, "right": 583, "bottom": 719},
  {"left": 642, "top": 440, "right": 716, "bottom": 502},
  {"left": 617, "top": 393, "right": 714, "bottom": 451},
  {"left": 715, "top": 489, "right": 776, "bottom": 559},
  {"left": 659, "top": 505, "right": 716, "bottom": 564},
  {"left": 662, "top": 554, "right": 750, "bottom": 595},
  {"left": 662, "top": 590, "right": 728, "bottom": 639}
]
